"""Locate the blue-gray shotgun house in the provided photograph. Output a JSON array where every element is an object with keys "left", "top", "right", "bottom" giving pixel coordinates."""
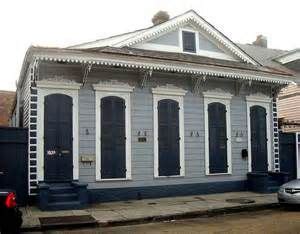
[{"left": 11, "top": 10, "right": 295, "bottom": 209}]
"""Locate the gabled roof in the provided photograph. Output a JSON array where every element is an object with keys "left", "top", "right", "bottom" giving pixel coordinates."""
[
  {"left": 70, "top": 10, "right": 260, "bottom": 65},
  {"left": 273, "top": 48, "right": 300, "bottom": 64},
  {"left": 91, "top": 46, "right": 289, "bottom": 76},
  {"left": 238, "top": 44, "right": 294, "bottom": 74},
  {"left": 68, "top": 28, "right": 148, "bottom": 49}
]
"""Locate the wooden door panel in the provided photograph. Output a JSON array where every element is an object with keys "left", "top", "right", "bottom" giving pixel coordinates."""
[{"left": 44, "top": 94, "right": 73, "bottom": 182}]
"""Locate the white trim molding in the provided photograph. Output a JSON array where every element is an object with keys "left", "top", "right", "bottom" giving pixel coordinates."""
[
  {"left": 246, "top": 93, "right": 272, "bottom": 172},
  {"left": 36, "top": 80, "right": 80, "bottom": 182},
  {"left": 203, "top": 89, "right": 232, "bottom": 175},
  {"left": 93, "top": 81, "right": 134, "bottom": 181},
  {"left": 152, "top": 85, "right": 187, "bottom": 178}
]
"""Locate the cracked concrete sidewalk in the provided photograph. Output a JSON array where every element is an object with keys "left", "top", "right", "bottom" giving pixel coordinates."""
[{"left": 21, "top": 191, "right": 278, "bottom": 230}]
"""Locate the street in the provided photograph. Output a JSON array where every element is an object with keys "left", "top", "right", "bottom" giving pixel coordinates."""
[{"left": 28, "top": 208, "right": 300, "bottom": 234}]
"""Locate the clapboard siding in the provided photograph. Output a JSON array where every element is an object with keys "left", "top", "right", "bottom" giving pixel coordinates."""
[{"left": 78, "top": 81, "right": 253, "bottom": 189}]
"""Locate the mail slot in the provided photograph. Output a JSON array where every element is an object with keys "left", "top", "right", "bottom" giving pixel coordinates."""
[{"left": 61, "top": 150, "right": 70, "bottom": 154}]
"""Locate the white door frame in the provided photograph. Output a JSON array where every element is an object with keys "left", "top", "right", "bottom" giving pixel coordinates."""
[
  {"left": 36, "top": 80, "right": 81, "bottom": 182},
  {"left": 246, "top": 94, "right": 272, "bottom": 172}
]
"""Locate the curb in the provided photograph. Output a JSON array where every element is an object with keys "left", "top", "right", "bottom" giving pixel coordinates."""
[
  {"left": 21, "top": 202, "right": 280, "bottom": 231},
  {"left": 97, "top": 202, "right": 280, "bottom": 227}
]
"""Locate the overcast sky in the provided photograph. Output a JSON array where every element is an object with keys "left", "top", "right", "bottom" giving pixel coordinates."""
[{"left": 0, "top": 0, "right": 299, "bottom": 91}]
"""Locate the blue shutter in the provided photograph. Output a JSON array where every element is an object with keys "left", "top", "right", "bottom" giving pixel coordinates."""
[
  {"left": 101, "top": 96, "right": 126, "bottom": 179},
  {"left": 208, "top": 102, "right": 228, "bottom": 174},
  {"left": 158, "top": 99, "right": 180, "bottom": 176},
  {"left": 250, "top": 105, "right": 268, "bottom": 172}
]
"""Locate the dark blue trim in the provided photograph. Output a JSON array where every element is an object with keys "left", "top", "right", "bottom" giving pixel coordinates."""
[{"left": 88, "top": 180, "right": 247, "bottom": 203}]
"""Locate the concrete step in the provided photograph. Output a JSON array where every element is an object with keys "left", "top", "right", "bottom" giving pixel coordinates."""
[
  {"left": 49, "top": 186, "right": 75, "bottom": 195},
  {"left": 38, "top": 182, "right": 88, "bottom": 211},
  {"left": 46, "top": 201, "right": 84, "bottom": 211},
  {"left": 268, "top": 186, "right": 279, "bottom": 193},
  {"left": 50, "top": 193, "right": 78, "bottom": 203}
]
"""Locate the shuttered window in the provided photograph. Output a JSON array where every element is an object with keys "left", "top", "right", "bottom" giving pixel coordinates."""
[
  {"left": 101, "top": 96, "right": 126, "bottom": 179},
  {"left": 208, "top": 102, "right": 228, "bottom": 174},
  {"left": 250, "top": 105, "right": 268, "bottom": 172},
  {"left": 158, "top": 99, "right": 180, "bottom": 176},
  {"left": 182, "top": 31, "right": 196, "bottom": 53}
]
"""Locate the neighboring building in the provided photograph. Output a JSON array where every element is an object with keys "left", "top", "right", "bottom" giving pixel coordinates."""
[
  {"left": 0, "top": 90, "right": 15, "bottom": 126},
  {"left": 11, "top": 10, "right": 295, "bottom": 208},
  {"left": 237, "top": 43, "right": 300, "bottom": 133},
  {"left": 274, "top": 50, "right": 300, "bottom": 132}
]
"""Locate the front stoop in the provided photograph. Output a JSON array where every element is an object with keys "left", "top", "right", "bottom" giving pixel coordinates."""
[{"left": 38, "top": 182, "right": 88, "bottom": 211}]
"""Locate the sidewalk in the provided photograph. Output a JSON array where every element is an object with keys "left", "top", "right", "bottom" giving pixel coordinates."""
[{"left": 21, "top": 191, "right": 278, "bottom": 231}]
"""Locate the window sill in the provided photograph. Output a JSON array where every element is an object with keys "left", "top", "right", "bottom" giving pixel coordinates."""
[
  {"left": 206, "top": 172, "right": 232, "bottom": 176},
  {"left": 96, "top": 177, "right": 132, "bottom": 182},
  {"left": 154, "top": 175, "right": 184, "bottom": 179},
  {"left": 182, "top": 50, "right": 197, "bottom": 55}
]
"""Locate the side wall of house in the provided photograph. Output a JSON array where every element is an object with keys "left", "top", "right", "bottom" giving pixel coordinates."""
[{"left": 278, "top": 84, "right": 300, "bottom": 122}]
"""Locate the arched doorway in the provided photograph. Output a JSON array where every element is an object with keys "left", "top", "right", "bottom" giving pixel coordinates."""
[{"left": 44, "top": 94, "right": 73, "bottom": 182}]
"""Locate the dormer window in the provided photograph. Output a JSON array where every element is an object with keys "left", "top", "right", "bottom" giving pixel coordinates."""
[{"left": 182, "top": 31, "right": 196, "bottom": 53}]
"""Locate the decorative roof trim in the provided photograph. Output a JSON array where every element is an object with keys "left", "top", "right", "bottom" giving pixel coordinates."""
[
  {"left": 114, "top": 11, "right": 259, "bottom": 65},
  {"left": 34, "top": 55, "right": 293, "bottom": 85}
]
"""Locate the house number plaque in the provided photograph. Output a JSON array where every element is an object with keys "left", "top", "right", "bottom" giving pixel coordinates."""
[
  {"left": 138, "top": 137, "right": 147, "bottom": 142},
  {"left": 47, "top": 150, "right": 56, "bottom": 156}
]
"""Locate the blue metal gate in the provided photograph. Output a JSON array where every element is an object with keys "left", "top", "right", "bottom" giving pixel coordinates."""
[
  {"left": 279, "top": 132, "right": 297, "bottom": 180},
  {"left": 0, "top": 127, "right": 28, "bottom": 205}
]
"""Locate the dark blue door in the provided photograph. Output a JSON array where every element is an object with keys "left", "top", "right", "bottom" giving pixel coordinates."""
[
  {"left": 101, "top": 96, "right": 126, "bottom": 179},
  {"left": 250, "top": 105, "right": 268, "bottom": 172},
  {"left": 158, "top": 99, "right": 180, "bottom": 176},
  {"left": 208, "top": 102, "right": 228, "bottom": 174},
  {"left": 44, "top": 94, "right": 73, "bottom": 182}
]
